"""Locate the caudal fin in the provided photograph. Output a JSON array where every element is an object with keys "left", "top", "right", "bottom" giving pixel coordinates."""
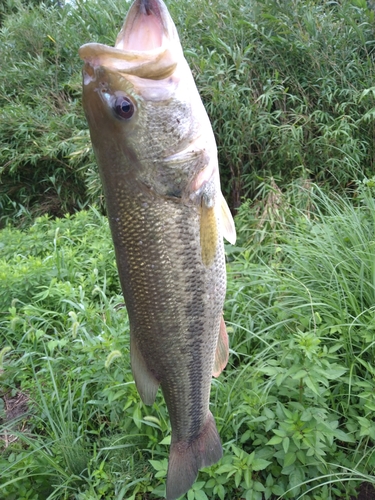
[{"left": 166, "top": 412, "right": 222, "bottom": 500}]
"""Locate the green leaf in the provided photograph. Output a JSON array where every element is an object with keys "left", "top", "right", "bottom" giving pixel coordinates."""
[
  {"left": 216, "top": 464, "right": 234, "bottom": 475},
  {"left": 254, "top": 481, "right": 266, "bottom": 492},
  {"left": 272, "top": 485, "right": 285, "bottom": 496},
  {"left": 289, "top": 467, "right": 304, "bottom": 493},
  {"left": 304, "top": 375, "right": 320, "bottom": 394},
  {"left": 132, "top": 405, "right": 142, "bottom": 429},
  {"left": 194, "top": 490, "right": 208, "bottom": 500},
  {"left": 246, "top": 451, "right": 256, "bottom": 466},
  {"left": 188, "top": 490, "right": 195, "bottom": 500},
  {"left": 273, "top": 429, "right": 287, "bottom": 437},
  {"left": 244, "top": 468, "right": 252, "bottom": 488},
  {"left": 252, "top": 458, "right": 272, "bottom": 471},
  {"left": 263, "top": 407, "right": 275, "bottom": 419},
  {"left": 246, "top": 490, "right": 263, "bottom": 500},
  {"left": 159, "top": 435, "right": 171, "bottom": 445},
  {"left": 266, "top": 435, "right": 283, "bottom": 446},
  {"left": 333, "top": 428, "right": 355, "bottom": 443},
  {"left": 149, "top": 459, "right": 167, "bottom": 472},
  {"left": 216, "top": 484, "right": 225, "bottom": 500},
  {"left": 283, "top": 452, "right": 296, "bottom": 468},
  {"left": 193, "top": 482, "right": 206, "bottom": 490},
  {"left": 291, "top": 369, "right": 308, "bottom": 379},
  {"left": 282, "top": 437, "right": 290, "bottom": 454},
  {"left": 324, "top": 364, "right": 347, "bottom": 379},
  {"left": 235, "top": 470, "right": 242, "bottom": 488}
]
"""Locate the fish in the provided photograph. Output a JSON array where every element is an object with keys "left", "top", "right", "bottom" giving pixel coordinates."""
[{"left": 78, "top": 0, "right": 236, "bottom": 498}]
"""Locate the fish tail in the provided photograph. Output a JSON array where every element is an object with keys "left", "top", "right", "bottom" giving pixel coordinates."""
[{"left": 166, "top": 411, "right": 222, "bottom": 500}]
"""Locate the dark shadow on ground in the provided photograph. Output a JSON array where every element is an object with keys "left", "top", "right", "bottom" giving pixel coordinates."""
[{"left": 353, "top": 483, "right": 375, "bottom": 500}]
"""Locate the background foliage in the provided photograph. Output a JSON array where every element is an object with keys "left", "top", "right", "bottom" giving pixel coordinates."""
[
  {"left": 2, "top": 184, "right": 375, "bottom": 499},
  {"left": 1, "top": 0, "right": 375, "bottom": 498},
  {"left": 1, "top": 0, "right": 375, "bottom": 223}
]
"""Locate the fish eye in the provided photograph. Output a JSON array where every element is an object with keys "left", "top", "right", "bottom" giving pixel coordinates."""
[{"left": 113, "top": 95, "right": 135, "bottom": 120}]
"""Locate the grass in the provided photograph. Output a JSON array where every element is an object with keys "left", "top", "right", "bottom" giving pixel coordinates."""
[
  {"left": 1, "top": 0, "right": 375, "bottom": 221},
  {"left": 1, "top": 182, "right": 375, "bottom": 498}
]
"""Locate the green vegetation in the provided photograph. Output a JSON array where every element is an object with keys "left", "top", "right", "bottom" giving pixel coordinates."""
[
  {"left": 2, "top": 184, "right": 375, "bottom": 499},
  {"left": 1, "top": 0, "right": 375, "bottom": 498},
  {"left": 1, "top": 0, "right": 374, "bottom": 222}
]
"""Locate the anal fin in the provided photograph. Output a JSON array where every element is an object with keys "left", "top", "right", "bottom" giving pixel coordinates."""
[
  {"left": 212, "top": 316, "right": 229, "bottom": 377},
  {"left": 130, "top": 336, "right": 159, "bottom": 405}
]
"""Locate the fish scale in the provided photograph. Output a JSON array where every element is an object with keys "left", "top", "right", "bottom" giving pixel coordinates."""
[{"left": 79, "top": 0, "right": 236, "bottom": 498}]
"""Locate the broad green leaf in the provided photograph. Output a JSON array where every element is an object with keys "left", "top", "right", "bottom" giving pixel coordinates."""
[
  {"left": 283, "top": 452, "right": 296, "bottom": 468},
  {"left": 159, "top": 435, "right": 171, "bottom": 445},
  {"left": 333, "top": 428, "right": 355, "bottom": 443},
  {"left": 235, "top": 470, "right": 242, "bottom": 488},
  {"left": 252, "top": 458, "right": 272, "bottom": 471},
  {"left": 149, "top": 459, "right": 167, "bottom": 472},
  {"left": 215, "top": 464, "right": 234, "bottom": 475},
  {"left": 132, "top": 405, "right": 142, "bottom": 429},
  {"left": 282, "top": 437, "right": 290, "bottom": 454},
  {"left": 193, "top": 482, "right": 206, "bottom": 490},
  {"left": 289, "top": 467, "right": 304, "bottom": 493},
  {"left": 304, "top": 375, "right": 320, "bottom": 394},
  {"left": 254, "top": 481, "right": 266, "bottom": 492},
  {"left": 194, "top": 490, "right": 208, "bottom": 500},
  {"left": 324, "top": 364, "right": 347, "bottom": 379},
  {"left": 266, "top": 436, "right": 283, "bottom": 446},
  {"left": 272, "top": 485, "right": 285, "bottom": 496}
]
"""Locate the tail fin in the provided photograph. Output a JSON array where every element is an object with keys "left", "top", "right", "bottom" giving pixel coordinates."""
[{"left": 166, "top": 412, "right": 222, "bottom": 500}]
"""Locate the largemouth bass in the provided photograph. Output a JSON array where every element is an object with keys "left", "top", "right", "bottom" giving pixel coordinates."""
[{"left": 79, "top": 0, "right": 236, "bottom": 498}]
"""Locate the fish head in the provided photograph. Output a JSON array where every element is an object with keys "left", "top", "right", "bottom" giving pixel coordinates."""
[{"left": 79, "top": 0, "right": 215, "bottom": 199}]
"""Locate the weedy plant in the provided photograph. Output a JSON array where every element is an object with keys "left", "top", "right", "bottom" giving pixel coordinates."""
[
  {"left": 1, "top": 0, "right": 374, "bottom": 222},
  {"left": 0, "top": 210, "right": 165, "bottom": 499},
  {"left": 0, "top": 0, "right": 126, "bottom": 225},
  {"left": 181, "top": 0, "right": 375, "bottom": 207},
  {"left": 223, "top": 180, "right": 375, "bottom": 498},
  {"left": 1, "top": 184, "right": 375, "bottom": 498}
]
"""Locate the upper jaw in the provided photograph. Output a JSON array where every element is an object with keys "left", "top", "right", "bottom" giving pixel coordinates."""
[{"left": 78, "top": 0, "right": 182, "bottom": 80}]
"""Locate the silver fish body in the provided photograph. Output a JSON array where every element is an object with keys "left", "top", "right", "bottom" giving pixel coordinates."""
[{"left": 79, "top": 1, "right": 236, "bottom": 498}]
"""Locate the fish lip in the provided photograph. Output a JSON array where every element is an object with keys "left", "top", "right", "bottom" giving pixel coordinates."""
[{"left": 78, "top": 0, "right": 181, "bottom": 79}]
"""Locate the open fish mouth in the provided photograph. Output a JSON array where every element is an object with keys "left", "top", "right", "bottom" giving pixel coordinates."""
[
  {"left": 78, "top": 0, "right": 181, "bottom": 79},
  {"left": 115, "top": 0, "right": 167, "bottom": 52}
]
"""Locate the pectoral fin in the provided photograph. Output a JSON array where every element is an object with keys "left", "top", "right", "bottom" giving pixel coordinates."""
[
  {"left": 200, "top": 183, "right": 236, "bottom": 266},
  {"left": 130, "top": 336, "right": 160, "bottom": 405},
  {"left": 212, "top": 316, "right": 229, "bottom": 377},
  {"left": 200, "top": 192, "right": 219, "bottom": 267},
  {"left": 219, "top": 192, "right": 236, "bottom": 244}
]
